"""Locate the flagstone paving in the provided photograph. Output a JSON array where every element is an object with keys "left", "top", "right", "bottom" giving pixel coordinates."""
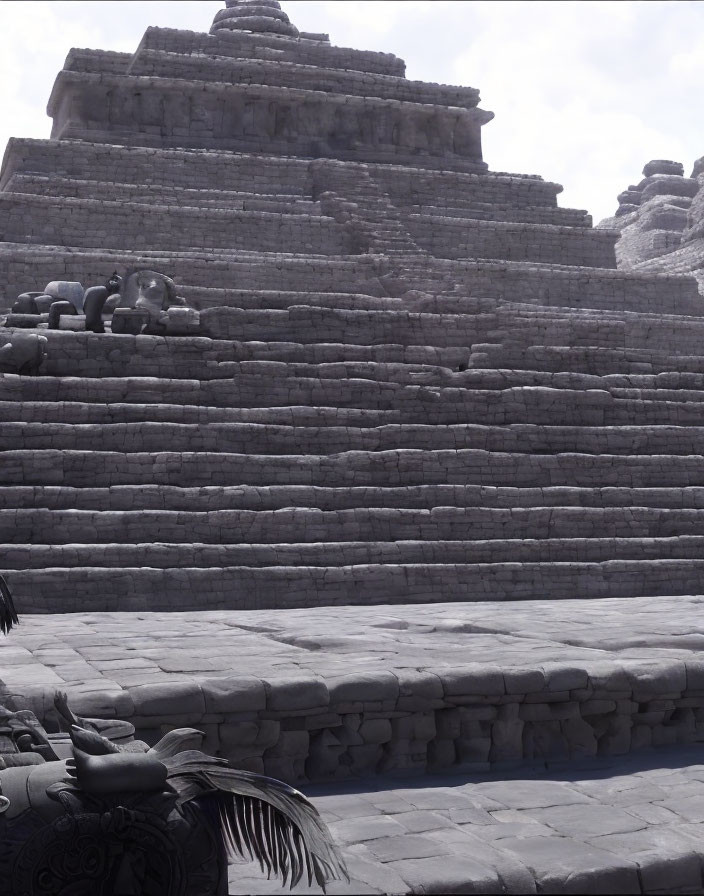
[
  {"left": 229, "top": 744, "right": 704, "bottom": 894},
  {"left": 4, "top": 594, "right": 704, "bottom": 696}
]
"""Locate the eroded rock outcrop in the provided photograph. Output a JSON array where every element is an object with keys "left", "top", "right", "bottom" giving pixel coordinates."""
[{"left": 599, "top": 156, "right": 704, "bottom": 292}]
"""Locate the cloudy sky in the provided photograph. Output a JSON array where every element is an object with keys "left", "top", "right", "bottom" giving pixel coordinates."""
[{"left": 1, "top": 0, "right": 702, "bottom": 223}]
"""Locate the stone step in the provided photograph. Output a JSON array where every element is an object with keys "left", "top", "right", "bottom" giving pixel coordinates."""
[
  {"left": 7, "top": 373, "right": 704, "bottom": 426},
  {"left": 5, "top": 505, "right": 704, "bottom": 545},
  {"left": 270, "top": 748, "right": 704, "bottom": 894},
  {"left": 16, "top": 319, "right": 704, "bottom": 379},
  {"left": 7, "top": 364, "right": 704, "bottom": 396},
  {"left": 3, "top": 448, "right": 704, "bottom": 489},
  {"left": 139, "top": 25, "right": 407, "bottom": 77},
  {"left": 3, "top": 242, "right": 698, "bottom": 318},
  {"left": 0, "top": 402, "right": 403, "bottom": 426},
  {"left": 401, "top": 257, "right": 701, "bottom": 316},
  {"left": 0, "top": 192, "right": 353, "bottom": 255},
  {"left": 405, "top": 215, "right": 617, "bottom": 268},
  {"left": 1, "top": 138, "right": 314, "bottom": 196},
  {"left": 6, "top": 422, "right": 704, "bottom": 456},
  {"left": 0, "top": 191, "right": 610, "bottom": 268},
  {"left": 4, "top": 174, "right": 321, "bottom": 214},
  {"left": 4, "top": 394, "right": 704, "bottom": 427},
  {"left": 123, "top": 45, "right": 481, "bottom": 110},
  {"left": 166, "top": 288, "right": 407, "bottom": 311},
  {"left": 2, "top": 134, "right": 531, "bottom": 209},
  {"left": 373, "top": 161, "right": 562, "bottom": 209},
  {"left": 405, "top": 200, "right": 590, "bottom": 227},
  {"left": 18, "top": 312, "right": 704, "bottom": 378},
  {"left": 7, "top": 536, "right": 704, "bottom": 569},
  {"left": 469, "top": 342, "right": 704, "bottom": 376},
  {"left": 0, "top": 243, "right": 384, "bottom": 305},
  {"left": 4, "top": 484, "right": 704, "bottom": 512},
  {"left": 5, "top": 559, "right": 704, "bottom": 613}
]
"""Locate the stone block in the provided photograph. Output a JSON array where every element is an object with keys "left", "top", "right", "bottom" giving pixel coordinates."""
[
  {"left": 263, "top": 676, "right": 329, "bottom": 712},
  {"left": 221, "top": 718, "right": 279, "bottom": 749},
  {"left": 359, "top": 718, "right": 392, "bottom": 744},
  {"left": 442, "top": 666, "right": 505, "bottom": 698},
  {"left": 328, "top": 672, "right": 399, "bottom": 705},
  {"left": 45, "top": 280, "right": 84, "bottom": 311},
  {"left": 130, "top": 682, "right": 205, "bottom": 718},
  {"left": 200, "top": 676, "right": 266, "bottom": 713},
  {"left": 498, "top": 836, "right": 641, "bottom": 894}
]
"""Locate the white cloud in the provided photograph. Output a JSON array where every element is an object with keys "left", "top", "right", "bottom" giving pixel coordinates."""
[{"left": 0, "top": 0, "right": 702, "bottom": 224}]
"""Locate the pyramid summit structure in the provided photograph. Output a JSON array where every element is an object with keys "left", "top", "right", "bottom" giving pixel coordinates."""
[{"left": 5, "top": 6, "right": 704, "bottom": 891}]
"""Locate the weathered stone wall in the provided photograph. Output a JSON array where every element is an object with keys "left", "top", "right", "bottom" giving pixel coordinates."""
[
  {"left": 17, "top": 660, "right": 704, "bottom": 783},
  {"left": 0, "top": 194, "right": 352, "bottom": 255},
  {"left": 138, "top": 26, "right": 407, "bottom": 78}
]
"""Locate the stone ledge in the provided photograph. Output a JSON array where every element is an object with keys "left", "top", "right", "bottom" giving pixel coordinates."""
[
  {"left": 256, "top": 746, "right": 704, "bottom": 895},
  {"left": 6, "top": 561, "right": 704, "bottom": 613},
  {"left": 5, "top": 599, "right": 704, "bottom": 784}
]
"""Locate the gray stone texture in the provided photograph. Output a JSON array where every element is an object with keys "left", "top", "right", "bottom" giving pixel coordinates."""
[
  {"left": 598, "top": 157, "right": 704, "bottom": 295},
  {"left": 3, "top": 6, "right": 704, "bottom": 892}
]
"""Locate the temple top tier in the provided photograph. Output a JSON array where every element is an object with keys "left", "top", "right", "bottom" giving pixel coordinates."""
[
  {"left": 46, "top": 1, "right": 494, "bottom": 171},
  {"left": 212, "top": 0, "right": 330, "bottom": 43}
]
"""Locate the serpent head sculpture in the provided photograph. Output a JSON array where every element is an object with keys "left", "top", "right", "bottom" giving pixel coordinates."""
[{"left": 0, "top": 578, "right": 348, "bottom": 894}]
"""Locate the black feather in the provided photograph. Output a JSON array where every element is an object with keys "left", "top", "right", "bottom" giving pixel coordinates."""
[
  {"left": 0, "top": 575, "right": 18, "bottom": 635},
  {"left": 166, "top": 761, "right": 348, "bottom": 891}
]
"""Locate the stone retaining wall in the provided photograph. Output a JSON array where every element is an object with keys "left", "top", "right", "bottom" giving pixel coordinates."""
[
  {"left": 138, "top": 25, "right": 407, "bottom": 77},
  {"left": 4, "top": 448, "right": 704, "bottom": 488},
  {"left": 7, "top": 505, "right": 704, "bottom": 544},
  {"left": 406, "top": 215, "right": 617, "bottom": 267},
  {"left": 6, "top": 560, "right": 704, "bottom": 613},
  {"left": 6, "top": 421, "right": 704, "bottom": 455},
  {"left": 18, "top": 660, "right": 704, "bottom": 784},
  {"left": 0, "top": 193, "right": 351, "bottom": 255}
]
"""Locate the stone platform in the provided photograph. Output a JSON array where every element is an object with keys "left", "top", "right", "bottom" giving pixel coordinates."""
[
  {"left": 5, "top": 598, "right": 704, "bottom": 893},
  {"left": 231, "top": 745, "right": 704, "bottom": 894},
  {"left": 5, "top": 596, "right": 704, "bottom": 785}
]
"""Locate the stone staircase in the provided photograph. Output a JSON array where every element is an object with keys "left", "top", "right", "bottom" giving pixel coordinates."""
[{"left": 5, "top": 302, "right": 704, "bottom": 612}]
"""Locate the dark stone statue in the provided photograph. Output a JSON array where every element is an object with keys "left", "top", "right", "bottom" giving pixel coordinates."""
[
  {"left": 84, "top": 286, "right": 110, "bottom": 333},
  {"left": 0, "top": 334, "right": 48, "bottom": 375},
  {"left": 47, "top": 300, "right": 77, "bottom": 330},
  {"left": 11, "top": 294, "right": 41, "bottom": 315}
]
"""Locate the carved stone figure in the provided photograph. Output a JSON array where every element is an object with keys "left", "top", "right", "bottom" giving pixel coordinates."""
[
  {"left": 0, "top": 698, "right": 348, "bottom": 894},
  {"left": 0, "top": 334, "right": 48, "bottom": 375},
  {"left": 11, "top": 293, "right": 41, "bottom": 315},
  {"left": 83, "top": 285, "right": 109, "bottom": 333},
  {"left": 47, "top": 299, "right": 77, "bottom": 330},
  {"left": 119, "top": 269, "right": 178, "bottom": 314},
  {"left": 0, "top": 579, "right": 347, "bottom": 894},
  {"left": 44, "top": 281, "right": 85, "bottom": 312},
  {"left": 117, "top": 269, "right": 191, "bottom": 334}
]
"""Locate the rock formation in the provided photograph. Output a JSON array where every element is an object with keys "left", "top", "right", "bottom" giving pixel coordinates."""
[{"left": 598, "top": 156, "right": 704, "bottom": 292}]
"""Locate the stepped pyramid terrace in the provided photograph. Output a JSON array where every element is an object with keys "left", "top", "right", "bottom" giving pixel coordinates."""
[{"left": 6, "top": 1, "right": 704, "bottom": 892}]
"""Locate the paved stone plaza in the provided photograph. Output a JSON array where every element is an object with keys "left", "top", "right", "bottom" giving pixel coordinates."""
[
  {"left": 2, "top": 0, "right": 704, "bottom": 891},
  {"left": 5, "top": 599, "right": 704, "bottom": 891},
  {"left": 231, "top": 744, "right": 704, "bottom": 894}
]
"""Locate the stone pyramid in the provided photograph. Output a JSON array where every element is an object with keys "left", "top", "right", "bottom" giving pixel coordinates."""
[
  {"left": 3, "top": 4, "right": 704, "bottom": 891},
  {"left": 3, "top": 0, "right": 704, "bottom": 615}
]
